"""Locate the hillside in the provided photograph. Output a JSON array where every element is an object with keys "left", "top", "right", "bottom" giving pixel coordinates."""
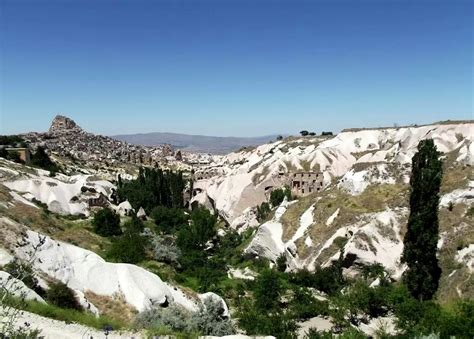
[
  {"left": 113, "top": 132, "right": 282, "bottom": 154},
  {"left": 0, "top": 119, "right": 473, "bottom": 338},
  {"left": 191, "top": 121, "right": 474, "bottom": 299}
]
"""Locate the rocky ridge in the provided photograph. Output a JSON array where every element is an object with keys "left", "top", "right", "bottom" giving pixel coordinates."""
[{"left": 22, "top": 115, "right": 177, "bottom": 167}]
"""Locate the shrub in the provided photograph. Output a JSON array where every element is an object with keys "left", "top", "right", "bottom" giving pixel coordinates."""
[
  {"left": 107, "top": 230, "right": 148, "bottom": 264},
  {"left": 135, "top": 299, "right": 234, "bottom": 336},
  {"left": 190, "top": 297, "right": 234, "bottom": 336},
  {"left": 135, "top": 304, "right": 193, "bottom": 332},
  {"left": 467, "top": 206, "right": 474, "bottom": 218},
  {"left": 300, "top": 130, "right": 309, "bottom": 136},
  {"left": 4, "top": 150, "right": 22, "bottom": 163},
  {"left": 177, "top": 208, "right": 216, "bottom": 251},
  {"left": 151, "top": 206, "right": 188, "bottom": 234},
  {"left": 177, "top": 251, "right": 227, "bottom": 292},
  {"left": 238, "top": 300, "right": 297, "bottom": 337},
  {"left": 253, "top": 269, "right": 284, "bottom": 311},
  {"left": 269, "top": 187, "right": 291, "bottom": 207},
  {"left": 3, "top": 260, "right": 44, "bottom": 296},
  {"left": 92, "top": 208, "right": 121, "bottom": 237},
  {"left": 290, "top": 287, "right": 328, "bottom": 320},
  {"left": 276, "top": 254, "right": 287, "bottom": 272},
  {"left": 288, "top": 261, "right": 345, "bottom": 296},
  {"left": 123, "top": 215, "right": 144, "bottom": 233},
  {"left": 46, "top": 281, "right": 82, "bottom": 311},
  {"left": 151, "top": 234, "right": 181, "bottom": 266},
  {"left": 256, "top": 202, "right": 271, "bottom": 221},
  {"left": 31, "top": 146, "right": 60, "bottom": 173}
]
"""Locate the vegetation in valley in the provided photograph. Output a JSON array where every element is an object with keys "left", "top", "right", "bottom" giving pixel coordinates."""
[
  {"left": 117, "top": 167, "right": 186, "bottom": 213},
  {"left": 1, "top": 140, "right": 472, "bottom": 338}
]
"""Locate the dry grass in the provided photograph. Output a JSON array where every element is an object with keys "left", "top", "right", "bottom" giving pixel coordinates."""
[
  {"left": 281, "top": 193, "right": 318, "bottom": 242},
  {"left": 0, "top": 192, "right": 109, "bottom": 256},
  {"left": 84, "top": 291, "right": 137, "bottom": 325},
  {"left": 440, "top": 163, "right": 472, "bottom": 194},
  {"left": 281, "top": 183, "right": 409, "bottom": 262},
  {"left": 437, "top": 203, "right": 474, "bottom": 304}
]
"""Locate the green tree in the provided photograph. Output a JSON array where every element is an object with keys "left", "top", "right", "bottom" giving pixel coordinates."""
[
  {"left": 92, "top": 208, "right": 122, "bottom": 237},
  {"left": 270, "top": 187, "right": 291, "bottom": 207},
  {"left": 107, "top": 229, "right": 148, "bottom": 264},
  {"left": 177, "top": 208, "right": 217, "bottom": 251},
  {"left": 254, "top": 269, "right": 283, "bottom": 311},
  {"left": 151, "top": 206, "right": 188, "bottom": 234},
  {"left": 31, "top": 146, "right": 60, "bottom": 173},
  {"left": 300, "top": 130, "right": 309, "bottom": 136},
  {"left": 256, "top": 202, "right": 271, "bottom": 221},
  {"left": 117, "top": 167, "right": 186, "bottom": 212},
  {"left": 276, "top": 254, "right": 287, "bottom": 272},
  {"left": 402, "top": 139, "right": 442, "bottom": 300}
]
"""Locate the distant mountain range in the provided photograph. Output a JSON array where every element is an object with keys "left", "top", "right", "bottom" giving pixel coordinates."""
[{"left": 112, "top": 132, "right": 282, "bottom": 154}]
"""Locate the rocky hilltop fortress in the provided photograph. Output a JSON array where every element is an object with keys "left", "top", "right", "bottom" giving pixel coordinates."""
[
  {"left": 48, "top": 115, "right": 81, "bottom": 134},
  {"left": 22, "top": 115, "right": 179, "bottom": 166}
]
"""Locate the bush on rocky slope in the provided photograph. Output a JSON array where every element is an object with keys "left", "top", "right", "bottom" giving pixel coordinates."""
[
  {"left": 45, "top": 281, "right": 82, "bottom": 311},
  {"left": 92, "top": 208, "right": 121, "bottom": 237},
  {"left": 135, "top": 297, "right": 234, "bottom": 336}
]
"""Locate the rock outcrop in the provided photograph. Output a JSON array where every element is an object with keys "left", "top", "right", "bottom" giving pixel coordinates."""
[{"left": 48, "top": 115, "right": 82, "bottom": 134}]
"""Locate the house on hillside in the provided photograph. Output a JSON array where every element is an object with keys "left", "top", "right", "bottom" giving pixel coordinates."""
[
  {"left": 266, "top": 171, "right": 324, "bottom": 198},
  {"left": 289, "top": 171, "right": 324, "bottom": 196},
  {"left": 4, "top": 147, "right": 31, "bottom": 164}
]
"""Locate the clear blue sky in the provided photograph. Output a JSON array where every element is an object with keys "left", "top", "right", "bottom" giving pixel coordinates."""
[{"left": 1, "top": 0, "right": 472, "bottom": 136}]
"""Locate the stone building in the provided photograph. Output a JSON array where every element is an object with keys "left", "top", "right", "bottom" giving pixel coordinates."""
[
  {"left": 5, "top": 147, "right": 31, "bottom": 164},
  {"left": 268, "top": 171, "right": 324, "bottom": 197},
  {"left": 288, "top": 171, "right": 324, "bottom": 196}
]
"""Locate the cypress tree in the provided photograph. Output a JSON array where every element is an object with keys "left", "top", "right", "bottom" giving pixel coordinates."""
[{"left": 402, "top": 139, "right": 442, "bottom": 300}]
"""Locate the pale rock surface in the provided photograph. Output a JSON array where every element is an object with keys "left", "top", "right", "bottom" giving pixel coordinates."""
[
  {"left": 325, "top": 208, "right": 340, "bottom": 226},
  {"left": 117, "top": 200, "right": 133, "bottom": 216},
  {"left": 13, "top": 229, "right": 215, "bottom": 312},
  {"left": 227, "top": 267, "right": 257, "bottom": 281},
  {"left": 338, "top": 163, "right": 397, "bottom": 195},
  {"left": 137, "top": 206, "right": 147, "bottom": 219},
  {"left": 0, "top": 248, "right": 13, "bottom": 266},
  {"left": 194, "top": 123, "right": 473, "bottom": 222},
  {"left": 198, "top": 292, "right": 230, "bottom": 318},
  {"left": 244, "top": 199, "right": 300, "bottom": 269},
  {"left": 290, "top": 204, "right": 315, "bottom": 243},
  {"left": 229, "top": 207, "right": 259, "bottom": 233},
  {"left": 324, "top": 209, "right": 407, "bottom": 279},
  {"left": 74, "top": 290, "right": 99, "bottom": 316},
  {"left": 439, "top": 181, "right": 474, "bottom": 207},
  {"left": 358, "top": 316, "right": 397, "bottom": 337},
  {"left": 455, "top": 244, "right": 474, "bottom": 273},
  {"left": 297, "top": 316, "right": 332, "bottom": 337},
  {"left": 5, "top": 307, "right": 142, "bottom": 339},
  {"left": 4, "top": 172, "right": 115, "bottom": 216},
  {"left": 0, "top": 271, "right": 45, "bottom": 303}
]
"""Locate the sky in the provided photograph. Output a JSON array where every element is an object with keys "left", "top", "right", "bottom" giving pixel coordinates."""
[{"left": 0, "top": 0, "right": 472, "bottom": 137}]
